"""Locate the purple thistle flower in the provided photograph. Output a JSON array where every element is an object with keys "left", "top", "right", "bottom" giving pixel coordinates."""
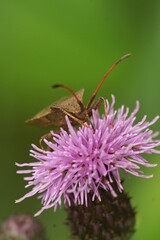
[
  {"left": 0, "top": 214, "right": 46, "bottom": 240},
  {"left": 16, "top": 96, "right": 160, "bottom": 216}
]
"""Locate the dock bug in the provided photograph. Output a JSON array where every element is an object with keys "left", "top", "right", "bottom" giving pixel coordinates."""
[
  {"left": 26, "top": 53, "right": 131, "bottom": 128},
  {"left": 26, "top": 53, "right": 131, "bottom": 148}
]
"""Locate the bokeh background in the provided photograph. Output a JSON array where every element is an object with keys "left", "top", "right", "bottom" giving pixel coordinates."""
[{"left": 1, "top": 0, "right": 160, "bottom": 239}]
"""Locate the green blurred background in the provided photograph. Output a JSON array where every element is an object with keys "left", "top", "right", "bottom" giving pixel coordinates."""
[{"left": 1, "top": 0, "right": 160, "bottom": 239}]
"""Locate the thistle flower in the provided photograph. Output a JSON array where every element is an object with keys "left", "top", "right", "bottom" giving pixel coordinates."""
[
  {"left": 0, "top": 214, "right": 46, "bottom": 240},
  {"left": 16, "top": 96, "right": 160, "bottom": 216}
]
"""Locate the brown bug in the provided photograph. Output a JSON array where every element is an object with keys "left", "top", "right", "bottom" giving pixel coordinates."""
[
  {"left": 26, "top": 53, "right": 131, "bottom": 128},
  {"left": 26, "top": 53, "right": 131, "bottom": 147}
]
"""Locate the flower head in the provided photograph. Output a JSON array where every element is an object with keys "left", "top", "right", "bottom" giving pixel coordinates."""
[
  {"left": 16, "top": 96, "right": 160, "bottom": 216},
  {"left": 0, "top": 214, "right": 46, "bottom": 240}
]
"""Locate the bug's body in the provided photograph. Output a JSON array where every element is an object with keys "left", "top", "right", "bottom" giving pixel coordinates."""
[{"left": 26, "top": 89, "right": 85, "bottom": 127}]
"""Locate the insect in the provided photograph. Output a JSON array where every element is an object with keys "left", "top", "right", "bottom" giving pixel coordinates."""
[
  {"left": 26, "top": 54, "right": 131, "bottom": 149},
  {"left": 26, "top": 53, "right": 131, "bottom": 129}
]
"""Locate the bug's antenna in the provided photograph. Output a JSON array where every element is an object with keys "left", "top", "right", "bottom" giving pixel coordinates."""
[
  {"left": 87, "top": 53, "right": 131, "bottom": 109},
  {"left": 52, "top": 84, "right": 85, "bottom": 111}
]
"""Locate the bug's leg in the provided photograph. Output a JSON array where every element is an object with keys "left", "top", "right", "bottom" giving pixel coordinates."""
[
  {"left": 40, "top": 132, "right": 53, "bottom": 150},
  {"left": 60, "top": 109, "right": 89, "bottom": 128},
  {"left": 84, "top": 112, "right": 95, "bottom": 129},
  {"left": 88, "top": 98, "right": 103, "bottom": 113},
  {"left": 100, "top": 97, "right": 114, "bottom": 127},
  {"left": 86, "top": 98, "right": 103, "bottom": 130},
  {"left": 100, "top": 97, "right": 108, "bottom": 117}
]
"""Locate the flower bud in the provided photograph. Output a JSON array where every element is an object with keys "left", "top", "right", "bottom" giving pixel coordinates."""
[{"left": 66, "top": 189, "right": 136, "bottom": 240}]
